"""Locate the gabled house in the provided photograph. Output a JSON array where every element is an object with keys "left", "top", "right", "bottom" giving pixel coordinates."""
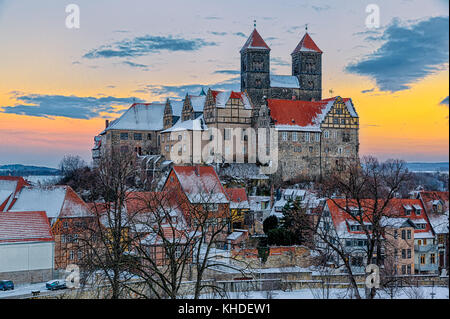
[
  {"left": 162, "top": 165, "right": 230, "bottom": 246},
  {"left": 7, "top": 185, "right": 93, "bottom": 269},
  {"left": 318, "top": 198, "right": 438, "bottom": 274},
  {"left": 0, "top": 211, "right": 54, "bottom": 284},
  {"left": 417, "top": 191, "right": 449, "bottom": 271},
  {"left": 225, "top": 188, "right": 250, "bottom": 231}
]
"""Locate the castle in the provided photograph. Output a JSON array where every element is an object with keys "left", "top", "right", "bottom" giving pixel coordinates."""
[{"left": 92, "top": 28, "right": 360, "bottom": 181}]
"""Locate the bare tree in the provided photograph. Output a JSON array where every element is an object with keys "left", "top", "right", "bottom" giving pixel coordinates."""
[
  {"left": 78, "top": 150, "right": 139, "bottom": 299},
  {"left": 312, "top": 156, "right": 412, "bottom": 299}
]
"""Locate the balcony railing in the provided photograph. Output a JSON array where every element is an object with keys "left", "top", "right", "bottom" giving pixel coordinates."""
[
  {"left": 414, "top": 244, "right": 438, "bottom": 253},
  {"left": 414, "top": 263, "right": 438, "bottom": 272}
]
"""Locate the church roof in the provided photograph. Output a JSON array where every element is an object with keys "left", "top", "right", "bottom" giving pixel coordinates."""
[
  {"left": 270, "top": 75, "right": 300, "bottom": 89},
  {"left": 240, "top": 28, "right": 270, "bottom": 52},
  {"left": 292, "top": 32, "right": 322, "bottom": 54},
  {"left": 106, "top": 103, "right": 166, "bottom": 132},
  {"left": 267, "top": 97, "right": 357, "bottom": 132}
]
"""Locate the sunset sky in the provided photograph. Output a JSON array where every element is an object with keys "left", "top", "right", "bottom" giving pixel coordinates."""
[{"left": 0, "top": 0, "right": 448, "bottom": 168}]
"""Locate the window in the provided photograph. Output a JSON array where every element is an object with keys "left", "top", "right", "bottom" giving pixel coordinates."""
[
  {"left": 341, "top": 119, "right": 346, "bottom": 125},
  {"left": 292, "top": 132, "right": 298, "bottom": 141},
  {"left": 134, "top": 133, "right": 142, "bottom": 140},
  {"left": 61, "top": 235, "right": 66, "bottom": 243},
  {"left": 148, "top": 133, "right": 152, "bottom": 140},
  {"left": 333, "top": 118, "right": 339, "bottom": 124},
  {"left": 120, "top": 132, "right": 128, "bottom": 140},
  {"left": 420, "top": 254, "right": 425, "bottom": 265},
  {"left": 394, "top": 230, "right": 398, "bottom": 239},
  {"left": 69, "top": 251, "right": 74, "bottom": 260},
  {"left": 430, "top": 253, "right": 436, "bottom": 264},
  {"left": 415, "top": 208, "right": 421, "bottom": 216},
  {"left": 178, "top": 135, "right": 182, "bottom": 141},
  {"left": 282, "top": 132, "right": 288, "bottom": 141},
  {"left": 407, "top": 264, "right": 411, "bottom": 274},
  {"left": 407, "top": 230, "right": 411, "bottom": 239},
  {"left": 405, "top": 209, "right": 411, "bottom": 216},
  {"left": 345, "top": 240, "right": 352, "bottom": 247},
  {"left": 402, "top": 249, "right": 406, "bottom": 259},
  {"left": 63, "top": 221, "right": 69, "bottom": 229},
  {"left": 224, "top": 128, "right": 231, "bottom": 140},
  {"left": 401, "top": 230, "right": 406, "bottom": 240},
  {"left": 77, "top": 251, "right": 82, "bottom": 260},
  {"left": 407, "top": 249, "right": 411, "bottom": 259},
  {"left": 305, "top": 132, "right": 310, "bottom": 142},
  {"left": 338, "top": 147, "right": 343, "bottom": 155},
  {"left": 402, "top": 265, "right": 406, "bottom": 275},
  {"left": 73, "top": 234, "right": 78, "bottom": 243},
  {"left": 315, "top": 133, "right": 320, "bottom": 142},
  {"left": 324, "top": 131, "right": 329, "bottom": 139},
  {"left": 309, "top": 146, "right": 313, "bottom": 153}
]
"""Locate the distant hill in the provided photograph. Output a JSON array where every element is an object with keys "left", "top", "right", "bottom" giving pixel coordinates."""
[
  {"left": 0, "top": 164, "right": 61, "bottom": 176},
  {"left": 405, "top": 162, "right": 449, "bottom": 173}
]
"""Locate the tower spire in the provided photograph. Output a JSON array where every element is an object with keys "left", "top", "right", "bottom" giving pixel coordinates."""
[{"left": 254, "top": 19, "right": 256, "bottom": 28}]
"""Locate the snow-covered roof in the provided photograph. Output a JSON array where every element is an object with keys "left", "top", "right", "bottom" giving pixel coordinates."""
[
  {"left": 429, "top": 212, "right": 449, "bottom": 234},
  {"left": 161, "top": 115, "right": 207, "bottom": 133},
  {"left": 0, "top": 176, "right": 29, "bottom": 211},
  {"left": 227, "top": 230, "right": 247, "bottom": 241},
  {"left": 106, "top": 103, "right": 166, "bottom": 132},
  {"left": 172, "top": 166, "right": 229, "bottom": 204},
  {"left": 8, "top": 186, "right": 92, "bottom": 222},
  {"left": 211, "top": 91, "right": 252, "bottom": 109},
  {"left": 0, "top": 211, "right": 53, "bottom": 243},
  {"left": 169, "top": 99, "right": 184, "bottom": 116},
  {"left": 189, "top": 96, "right": 206, "bottom": 112},
  {"left": 414, "top": 231, "right": 435, "bottom": 239},
  {"left": 270, "top": 75, "right": 300, "bottom": 89},
  {"left": 268, "top": 97, "right": 357, "bottom": 132}
]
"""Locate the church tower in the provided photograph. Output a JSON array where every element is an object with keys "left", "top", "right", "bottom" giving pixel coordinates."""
[
  {"left": 240, "top": 28, "right": 271, "bottom": 107},
  {"left": 291, "top": 32, "right": 323, "bottom": 101}
]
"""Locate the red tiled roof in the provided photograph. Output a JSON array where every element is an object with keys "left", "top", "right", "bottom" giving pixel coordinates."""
[
  {"left": 292, "top": 32, "right": 322, "bottom": 54},
  {"left": 267, "top": 97, "right": 353, "bottom": 128},
  {"left": 226, "top": 188, "right": 248, "bottom": 204},
  {"left": 419, "top": 191, "right": 449, "bottom": 204},
  {"left": 327, "top": 198, "right": 432, "bottom": 236},
  {"left": 172, "top": 165, "right": 227, "bottom": 197},
  {"left": 268, "top": 99, "right": 328, "bottom": 127},
  {"left": 241, "top": 28, "right": 270, "bottom": 51},
  {"left": 0, "top": 211, "right": 53, "bottom": 243}
]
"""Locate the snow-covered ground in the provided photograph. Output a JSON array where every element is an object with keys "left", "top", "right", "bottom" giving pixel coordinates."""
[
  {"left": 23, "top": 175, "right": 61, "bottom": 185},
  {"left": 199, "top": 286, "right": 449, "bottom": 299},
  {"left": 0, "top": 282, "right": 49, "bottom": 299}
]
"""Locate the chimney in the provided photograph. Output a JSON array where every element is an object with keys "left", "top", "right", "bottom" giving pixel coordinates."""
[{"left": 105, "top": 120, "right": 110, "bottom": 129}]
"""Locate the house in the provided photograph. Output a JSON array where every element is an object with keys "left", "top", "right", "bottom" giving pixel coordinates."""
[
  {"left": 248, "top": 196, "right": 272, "bottom": 235},
  {"left": 162, "top": 165, "right": 230, "bottom": 247},
  {"left": 6, "top": 185, "right": 93, "bottom": 269},
  {"left": 381, "top": 217, "right": 416, "bottom": 275},
  {"left": 225, "top": 188, "right": 250, "bottom": 231},
  {"left": 0, "top": 211, "right": 54, "bottom": 284},
  {"left": 417, "top": 191, "right": 449, "bottom": 271},
  {"left": 0, "top": 176, "right": 29, "bottom": 211},
  {"left": 317, "top": 198, "right": 438, "bottom": 274}
]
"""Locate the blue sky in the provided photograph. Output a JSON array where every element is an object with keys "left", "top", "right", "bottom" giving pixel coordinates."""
[{"left": 0, "top": 0, "right": 448, "bottom": 166}]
